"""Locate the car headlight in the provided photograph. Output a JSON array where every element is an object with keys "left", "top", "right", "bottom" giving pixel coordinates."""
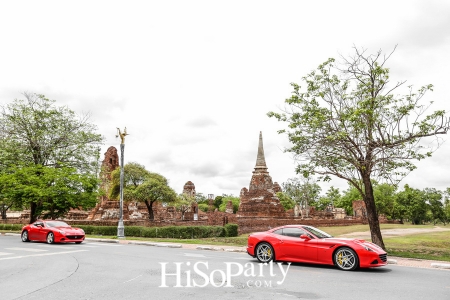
[
  {"left": 58, "top": 230, "right": 66, "bottom": 235},
  {"left": 363, "top": 245, "right": 374, "bottom": 252}
]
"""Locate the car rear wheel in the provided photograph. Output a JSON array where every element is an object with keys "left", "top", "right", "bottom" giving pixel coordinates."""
[
  {"left": 21, "top": 231, "right": 30, "bottom": 242},
  {"left": 46, "top": 232, "right": 55, "bottom": 244},
  {"left": 256, "top": 242, "right": 274, "bottom": 263},
  {"left": 334, "top": 247, "right": 359, "bottom": 271}
]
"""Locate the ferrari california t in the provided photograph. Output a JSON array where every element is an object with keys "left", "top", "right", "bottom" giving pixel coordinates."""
[
  {"left": 21, "top": 220, "right": 85, "bottom": 244},
  {"left": 247, "top": 225, "right": 387, "bottom": 271}
]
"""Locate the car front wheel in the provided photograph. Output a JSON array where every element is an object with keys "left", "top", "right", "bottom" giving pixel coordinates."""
[
  {"left": 46, "top": 232, "right": 55, "bottom": 244},
  {"left": 256, "top": 242, "right": 274, "bottom": 263},
  {"left": 21, "top": 231, "right": 30, "bottom": 242},
  {"left": 334, "top": 247, "right": 359, "bottom": 271}
]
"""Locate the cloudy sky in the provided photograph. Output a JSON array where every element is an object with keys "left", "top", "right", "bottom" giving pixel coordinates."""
[{"left": 1, "top": 0, "right": 449, "bottom": 196}]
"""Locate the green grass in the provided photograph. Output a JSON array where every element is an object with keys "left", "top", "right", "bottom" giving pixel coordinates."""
[
  {"left": 384, "top": 231, "right": 450, "bottom": 262},
  {"left": 316, "top": 223, "right": 441, "bottom": 236},
  {"left": 86, "top": 234, "right": 249, "bottom": 246}
]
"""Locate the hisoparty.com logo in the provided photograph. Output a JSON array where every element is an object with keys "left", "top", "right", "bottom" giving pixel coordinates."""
[{"left": 160, "top": 261, "right": 291, "bottom": 288}]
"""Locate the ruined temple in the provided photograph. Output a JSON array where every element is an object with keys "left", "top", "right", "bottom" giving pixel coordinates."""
[
  {"left": 183, "top": 181, "right": 196, "bottom": 197},
  {"left": 236, "top": 132, "right": 286, "bottom": 217}
]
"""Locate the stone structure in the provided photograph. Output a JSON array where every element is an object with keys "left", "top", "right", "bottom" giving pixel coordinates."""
[
  {"left": 352, "top": 200, "right": 367, "bottom": 219},
  {"left": 272, "top": 182, "right": 281, "bottom": 193},
  {"left": 183, "top": 181, "right": 196, "bottom": 197},
  {"left": 225, "top": 200, "right": 234, "bottom": 214},
  {"left": 237, "top": 132, "right": 286, "bottom": 217}
]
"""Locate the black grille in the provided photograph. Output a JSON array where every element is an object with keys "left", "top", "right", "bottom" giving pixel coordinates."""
[
  {"left": 66, "top": 235, "right": 84, "bottom": 240},
  {"left": 379, "top": 254, "right": 387, "bottom": 262}
]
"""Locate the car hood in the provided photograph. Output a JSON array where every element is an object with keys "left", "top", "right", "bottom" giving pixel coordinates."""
[
  {"left": 324, "top": 237, "right": 386, "bottom": 253},
  {"left": 54, "top": 226, "right": 84, "bottom": 234}
]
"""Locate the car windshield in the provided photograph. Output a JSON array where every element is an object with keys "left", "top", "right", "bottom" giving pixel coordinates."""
[
  {"left": 303, "top": 226, "right": 333, "bottom": 239},
  {"left": 45, "top": 221, "right": 70, "bottom": 228}
]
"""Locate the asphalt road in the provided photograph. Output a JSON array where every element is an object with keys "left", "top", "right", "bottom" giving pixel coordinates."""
[{"left": 1, "top": 235, "right": 449, "bottom": 300}]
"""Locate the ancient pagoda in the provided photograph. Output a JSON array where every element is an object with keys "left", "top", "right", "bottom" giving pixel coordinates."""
[{"left": 237, "top": 132, "right": 286, "bottom": 217}]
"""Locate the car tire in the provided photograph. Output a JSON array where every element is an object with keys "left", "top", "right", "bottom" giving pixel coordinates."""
[
  {"left": 46, "top": 232, "right": 55, "bottom": 244},
  {"left": 21, "top": 230, "right": 30, "bottom": 242},
  {"left": 334, "top": 247, "right": 359, "bottom": 271},
  {"left": 75, "top": 242, "right": 82, "bottom": 244},
  {"left": 256, "top": 242, "right": 275, "bottom": 263}
]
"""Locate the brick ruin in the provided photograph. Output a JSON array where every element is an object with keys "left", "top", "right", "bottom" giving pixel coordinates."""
[
  {"left": 237, "top": 132, "right": 286, "bottom": 217},
  {"left": 4, "top": 140, "right": 401, "bottom": 232}
]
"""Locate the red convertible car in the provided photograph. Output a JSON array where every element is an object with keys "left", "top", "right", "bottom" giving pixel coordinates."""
[
  {"left": 21, "top": 220, "right": 85, "bottom": 244},
  {"left": 247, "top": 225, "right": 387, "bottom": 271}
]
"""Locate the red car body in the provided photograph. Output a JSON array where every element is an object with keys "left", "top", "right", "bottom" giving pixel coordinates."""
[
  {"left": 21, "top": 220, "right": 85, "bottom": 244},
  {"left": 247, "top": 225, "right": 387, "bottom": 271}
]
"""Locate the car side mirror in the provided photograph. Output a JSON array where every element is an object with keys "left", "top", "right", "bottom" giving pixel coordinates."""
[{"left": 300, "top": 234, "right": 311, "bottom": 240}]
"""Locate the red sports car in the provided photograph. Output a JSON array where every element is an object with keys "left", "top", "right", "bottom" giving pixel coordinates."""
[
  {"left": 247, "top": 225, "right": 387, "bottom": 271},
  {"left": 21, "top": 220, "right": 85, "bottom": 244}
]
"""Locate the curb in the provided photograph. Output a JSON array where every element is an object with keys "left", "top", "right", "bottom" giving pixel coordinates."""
[
  {"left": 431, "top": 263, "right": 450, "bottom": 269},
  {"left": 387, "top": 259, "right": 397, "bottom": 264},
  {"left": 3, "top": 233, "right": 20, "bottom": 237},
  {"left": 85, "top": 238, "right": 182, "bottom": 248}
]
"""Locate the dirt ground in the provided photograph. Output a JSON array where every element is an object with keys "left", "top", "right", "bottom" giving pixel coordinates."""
[{"left": 338, "top": 226, "right": 450, "bottom": 239}]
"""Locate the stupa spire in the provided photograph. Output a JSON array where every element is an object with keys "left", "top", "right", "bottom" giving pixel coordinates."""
[{"left": 254, "top": 131, "right": 268, "bottom": 172}]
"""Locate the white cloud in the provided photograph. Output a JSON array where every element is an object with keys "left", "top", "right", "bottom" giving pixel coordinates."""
[{"left": 1, "top": 0, "right": 449, "bottom": 196}]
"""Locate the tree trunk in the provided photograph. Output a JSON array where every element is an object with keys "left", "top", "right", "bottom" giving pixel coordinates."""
[
  {"left": 362, "top": 175, "right": 386, "bottom": 250},
  {"left": 1, "top": 206, "right": 6, "bottom": 220},
  {"left": 145, "top": 201, "right": 154, "bottom": 221},
  {"left": 29, "top": 202, "right": 37, "bottom": 224}
]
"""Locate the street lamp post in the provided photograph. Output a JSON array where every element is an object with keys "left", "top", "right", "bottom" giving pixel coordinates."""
[{"left": 116, "top": 127, "right": 129, "bottom": 238}]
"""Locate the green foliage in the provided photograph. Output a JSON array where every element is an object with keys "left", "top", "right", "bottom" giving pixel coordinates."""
[
  {"left": 282, "top": 177, "right": 321, "bottom": 211},
  {"left": 395, "top": 185, "right": 428, "bottom": 224},
  {"left": 335, "top": 184, "right": 361, "bottom": 215},
  {"left": 315, "top": 186, "right": 341, "bottom": 210},
  {"left": 214, "top": 196, "right": 223, "bottom": 209},
  {"left": 0, "top": 164, "right": 98, "bottom": 220},
  {"left": 198, "top": 202, "right": 209, "bottom": 213},
  {"left": 277, "top": 192, "right": 295, "bottom": 210},
  {"left": 268, "top": 46, "right": 450, "bottom": 247},
  {"left": 76, "top": 225, "right": 229, "bottom": 238},
  {"left": 218, "top": 196, "right": 240, "bottom": 213},
  {"left": 0, "top": 223, "right": 25, "bottom": 231},
  {"left": 109, "top": 162, "right": 177, "bottom": 220},
  {"left": 0, "top": 93, "right": 104, "bottom": 222},
  {"left": 423, "top": 188, "right": 446, "bottom": 225},
  {"left": 224, "top": 223, "right": 239, "bottom": 237}
]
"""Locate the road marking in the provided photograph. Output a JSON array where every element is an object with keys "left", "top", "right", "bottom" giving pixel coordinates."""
[
  {"left": 87, "top": 242, "right": 122, "bottom": 247},
  {"left": 183, "top": 253, "right": 206, "bottom": 257},
  {"left": 36, "top": 245, "right": 75, "bottom": 249},
  {"left": 0, "top": 250, "right": 88, "bottom": 261},
  {"left": 5, "top": 247, "right": 47, "bottom": 252},
  {"left": 0, "top": 252, "right": 13, "bottom": 256},
  {"left": 124, "top": 274, "right": 142, "bottom": 283}
]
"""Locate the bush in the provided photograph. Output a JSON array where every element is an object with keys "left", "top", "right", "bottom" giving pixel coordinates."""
[
  {"left": 224, "top": 223, "right": 238, "bottom": 237},
  {"left": 73, "top": 224, "right": 228, "bottom": 239},
  {"left": 0, "top": 224, "right": 25, "bottom": 231}
]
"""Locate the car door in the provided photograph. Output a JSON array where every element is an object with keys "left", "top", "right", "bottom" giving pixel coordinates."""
[
  {"left": 277, "top": 227, "right": 318, "bottom": 263},
  {"left": 36, "top": 222, "right": 51, "bottom": 241},
  {"left": 28, "top": 222, "right": 43, "bottom": 240}
]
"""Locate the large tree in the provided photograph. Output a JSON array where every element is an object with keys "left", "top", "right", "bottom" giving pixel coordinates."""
[
  {"left": 110, "top": 162, "right": 177, "bottom": 220},
  {"left": 268, "top": 47, "right": 449, "bottom": 249},
  {"left": 282, "top": 177, "right": 321, "bottom": 218},
  {"left": 0, "top": 93, "right": 104, "bottom": 223}
]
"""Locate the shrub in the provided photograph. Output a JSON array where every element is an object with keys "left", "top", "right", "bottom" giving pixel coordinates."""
[{"left": 224, "top": 223, "right": 238, "bottom": 237}]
